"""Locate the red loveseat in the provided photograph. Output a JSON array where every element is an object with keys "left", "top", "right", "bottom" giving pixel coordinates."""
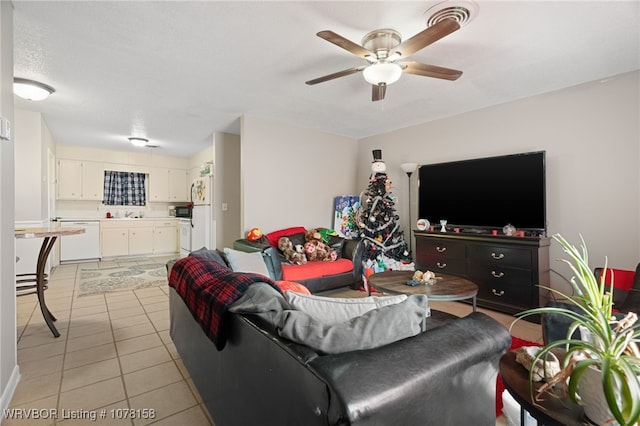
[{"left": 233, "top": 226, "right": 364, "bottom": 293}]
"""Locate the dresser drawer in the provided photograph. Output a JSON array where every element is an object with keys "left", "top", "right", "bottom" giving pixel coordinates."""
[
  {"left": 416, "top": 239, "right": 466, "bottom": 259},
  {"left": 467, "top": 264, "right": 533, "bottom": 287},
  {"left": 467, "top": 244, "right": 532, "bottom": 269},
  {"left": 418, "top": 257, "right": 466, "bottom": 275},
  {"left": 476, "top": 280, "right": 535, "bottom": 309}
]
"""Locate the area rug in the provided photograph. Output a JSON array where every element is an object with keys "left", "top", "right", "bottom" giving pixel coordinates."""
[
  {"left": 496, "top": 336, "right": 542, "bottom": 417},
  {"left": 78, "top": 262, "right": 168, "bottom": 296}
]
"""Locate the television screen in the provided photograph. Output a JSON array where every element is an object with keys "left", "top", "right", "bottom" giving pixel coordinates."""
[{"left": 417, "top": 151, "right": 546, "bottom": 232}]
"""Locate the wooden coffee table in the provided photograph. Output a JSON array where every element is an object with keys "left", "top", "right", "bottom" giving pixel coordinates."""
[{"left": 368, "top": 270, "right": 478, "bottom": 311}]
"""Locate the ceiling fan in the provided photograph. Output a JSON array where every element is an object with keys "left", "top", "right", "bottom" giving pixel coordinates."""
[{"left": 305, "top": 18, "right": 463, "bottom": 101}]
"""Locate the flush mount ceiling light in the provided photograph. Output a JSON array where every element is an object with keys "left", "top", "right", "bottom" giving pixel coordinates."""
[
  {"left": 128, "top": 137, "right": 149, "bottom": 147},
  {"left": 362, "top": 62, "right": 403, "bottom": 86},
  {"left": 13, "top": 77, "right": 56, "bottom": 101}
]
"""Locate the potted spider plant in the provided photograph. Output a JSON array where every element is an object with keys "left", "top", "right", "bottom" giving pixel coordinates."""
[{"left": 511, "top": 234, "right": 640, "bottom": 426}]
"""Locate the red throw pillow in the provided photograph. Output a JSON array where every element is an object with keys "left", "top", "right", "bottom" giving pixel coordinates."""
[
  {"left": 596, "top": 268, "right": 636, "bottom": 309},
  {"left": 265, "top": 227, "right": 306, "bottom": 247},
  {"left": 275, "top": 280, "right": 311, "bottom": 295},
  {"left": 597, "top": 268, "right": 635, "bottom": 291}
]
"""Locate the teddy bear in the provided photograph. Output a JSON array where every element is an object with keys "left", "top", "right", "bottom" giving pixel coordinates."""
[
  {"left": 304, "top": 229, "right": 337, "bottom": 262},
  {"left": 278, "top": 236, "right": 307, "bottom": 265}
]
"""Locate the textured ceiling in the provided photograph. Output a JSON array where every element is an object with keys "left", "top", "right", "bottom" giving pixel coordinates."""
[{"left": 13, "top": 1, "right": 640, "bottom": 157}]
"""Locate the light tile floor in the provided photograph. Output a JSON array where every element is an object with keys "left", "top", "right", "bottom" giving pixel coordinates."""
[{"left": 7, "top": 258, "right": 542, "bottom": 426}]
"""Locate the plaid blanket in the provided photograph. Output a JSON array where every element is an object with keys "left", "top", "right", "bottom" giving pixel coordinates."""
[{"left": 169, "top": 255, "right": 279, "bottom": 350}]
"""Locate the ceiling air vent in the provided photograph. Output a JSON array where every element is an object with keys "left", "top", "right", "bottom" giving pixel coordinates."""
[{"left": 425, "top": 1, "right": 478, "bottom": 27}]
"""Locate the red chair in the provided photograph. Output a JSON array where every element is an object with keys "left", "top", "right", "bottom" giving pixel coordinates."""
[{"left": 593, "top": 263, "right": 640, "bottom": 314}]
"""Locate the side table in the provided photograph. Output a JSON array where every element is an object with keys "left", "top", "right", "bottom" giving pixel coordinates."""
[
  {"left": 15, "top": 226, "right": 85, "bottom": 337},
  {"left": 499, "top": 350, "right": 585, "bottom": 426}
]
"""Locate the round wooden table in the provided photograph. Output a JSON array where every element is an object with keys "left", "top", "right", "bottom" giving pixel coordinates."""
[
  {"left": 368, "top": 270, "right": 478, "bottom": 311},
  {"left": 15, "top": 226, "right": 85, "bottom": 337}
]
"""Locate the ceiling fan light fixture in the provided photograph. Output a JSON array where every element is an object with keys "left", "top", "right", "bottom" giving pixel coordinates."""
[
  {"left": 128, "top": 137, "right": 149, "bottom": 147},
  {"left": 13, "top": 77, "right": 55, "bottom": 101},
  {"left": 363, "top": 62, "right": 403, "bottom": 86}
]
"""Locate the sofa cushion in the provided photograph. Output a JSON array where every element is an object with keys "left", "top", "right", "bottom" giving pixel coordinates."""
[
  {"left": 281, "top": 258, "right": 353, "bottom": 282},
  {"left": 223, "top": 248, "right": 271, "bottom": 278},
  {"left": 285, "top": 291, "right": 407, "bottom": 325},
  {"left": 279, "top": 295, "right": 429, "bottom": 354},
  {"left": 266, "top": 226, "right": 306, "bottom": 247}
]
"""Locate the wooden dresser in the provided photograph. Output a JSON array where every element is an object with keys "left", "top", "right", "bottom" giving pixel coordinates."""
[{"left": 414, "top": 231, "right": 550, "bottom": 320}]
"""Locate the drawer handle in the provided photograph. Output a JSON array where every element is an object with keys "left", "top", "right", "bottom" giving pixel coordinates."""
[
  {"left": 491, "top": 271, "right": 504, "bottom": 278},
  {"left": 436, "top": 246, "right": 447, "bottom": 253},
  {"left": 492, "top": 289, "right": 505, "bottom": 297},
  {"left": 436, "top": 262, "right": 447, "bottom": 269},
  {"left": 491, "top": 252, "right": 504, "bottom": 260}
]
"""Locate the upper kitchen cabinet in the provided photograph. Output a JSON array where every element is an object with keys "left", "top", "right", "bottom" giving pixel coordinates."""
[
  {"left": 148, "top": 167, "right": 188, "bottom": 202},
  {"left": 168, "top": 168, "right": 188, "bottom": 202},
  {"left": 57, "top": 159, "right": 104, "bottom": 200}
]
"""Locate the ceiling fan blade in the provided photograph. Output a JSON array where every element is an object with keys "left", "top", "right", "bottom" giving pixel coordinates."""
[
  {"left": 317, "top": 30, "right": 373, "bottom": 58},
  {"left": 395, "top": 19, "right": 460, "bottom": 58},
  {"left": 401, "top": 61, "right": 463, "bottom": 81},
  {"left": 305, "top": 66, "right": 366, "bottom": 85},
  {"left": 372, "top": 84, "right": 386, "bottom": 102}
]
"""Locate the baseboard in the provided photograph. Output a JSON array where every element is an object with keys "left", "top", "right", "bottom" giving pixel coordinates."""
[{"left": 0, "top": 364, "right": 21, "bottom": 425}]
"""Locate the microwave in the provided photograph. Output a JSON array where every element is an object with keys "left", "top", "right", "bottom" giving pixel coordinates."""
[{"left": 175, "top": 205, "right": 192, "bottom": 218}]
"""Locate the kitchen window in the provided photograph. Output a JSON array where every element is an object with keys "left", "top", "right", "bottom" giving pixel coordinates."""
[{"left": 103, "top": 171, "right": 147, "bottom": 206}]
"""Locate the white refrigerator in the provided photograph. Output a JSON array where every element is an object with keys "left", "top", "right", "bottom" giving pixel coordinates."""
[{"left": 190, "top": 175, "right": 216, "bottom": 251}]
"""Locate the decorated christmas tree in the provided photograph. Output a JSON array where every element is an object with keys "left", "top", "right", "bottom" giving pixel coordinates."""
[{"left": 359, "top": 150, "right": 413, "bottom": 271}]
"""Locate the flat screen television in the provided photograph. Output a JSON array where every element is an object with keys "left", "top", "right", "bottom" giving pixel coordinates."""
[{"left": 417, "top": 151, "right": 546, "bottom": 234}]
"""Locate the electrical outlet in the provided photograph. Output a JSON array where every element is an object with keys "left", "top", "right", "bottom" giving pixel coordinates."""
[{"left": 222, "top": 202, "right": 228, "bottom": 212}]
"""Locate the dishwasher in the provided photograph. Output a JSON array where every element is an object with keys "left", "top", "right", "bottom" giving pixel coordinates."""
[{"left": 60, "top": 220, "right": 101, "bottom": 262}]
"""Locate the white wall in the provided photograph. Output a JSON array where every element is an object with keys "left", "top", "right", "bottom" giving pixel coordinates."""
[
  {"left": 14, "top": 110, "right": 49, "bottom": 221},
  {"left": 0, "top": 0, "right": 19, "bottom": 416},
  {"left": 241, "top": 115, "right": 359, "bottom": 234},
  {"left": 357, "top": 70, "right": 640, "bottom": 292},
  {"left": 213, "top": 132, "right": 241, "bottom": 247}
]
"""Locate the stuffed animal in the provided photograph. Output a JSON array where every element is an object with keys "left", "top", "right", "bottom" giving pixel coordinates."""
[
  {"left": 278, "top": 236, "right": 307, "bottom": 265},
  {"left": 304, "top": 229, "right": 337, "bottom": 262}
]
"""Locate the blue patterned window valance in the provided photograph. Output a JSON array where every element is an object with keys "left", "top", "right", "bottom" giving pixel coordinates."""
[{"left": 103, "top": 171, "right": 146, "bottom": 206}]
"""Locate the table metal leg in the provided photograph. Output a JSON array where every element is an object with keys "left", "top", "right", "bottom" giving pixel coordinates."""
[
  {"left": 36, "top": 236, "right": 60, "bottom": 337},
  {"left": 473, "top": 295, "right": 477, "bottom": 312}
]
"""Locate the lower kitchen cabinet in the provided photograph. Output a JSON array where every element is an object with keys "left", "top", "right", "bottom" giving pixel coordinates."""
[
  {"left": 129, "top": 227, "right": 154, "bottom": 255},
  {"left": 101, "top": 227, "right": 129, "bottom": 257},
  {"left": 101, "top": 219, "right": 178, "bottom": 257},
  {"left": 153, "top": 224, "right": 178, "bottom": 254}
]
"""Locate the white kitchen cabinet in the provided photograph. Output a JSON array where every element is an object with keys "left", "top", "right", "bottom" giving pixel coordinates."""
[
  {"left": 129, "top": 227, "right": 154, "bottom": 255},
  {"left": 168, "top": 169, "right": 188, "bottom": 202},
  {"left": 101, "top": 227, "right": 129, "bottom": 257},
  {"left": 148, "top": 167, "right": 170, "bottom": 202},
  {"left": 57, "top": 159, "right": 83, "bottom": 200},
  {"left": 57, "top": 159, "right": 104, "bottom": 200},
  {"left": 82, "top": 162, "right": 105, "bottom": 200},
  {"left": 101, "top": 219, "right": 178, "bottom": 257},
  {"left": 148, "top": 167, "right": 189, "bottom": 202}
]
